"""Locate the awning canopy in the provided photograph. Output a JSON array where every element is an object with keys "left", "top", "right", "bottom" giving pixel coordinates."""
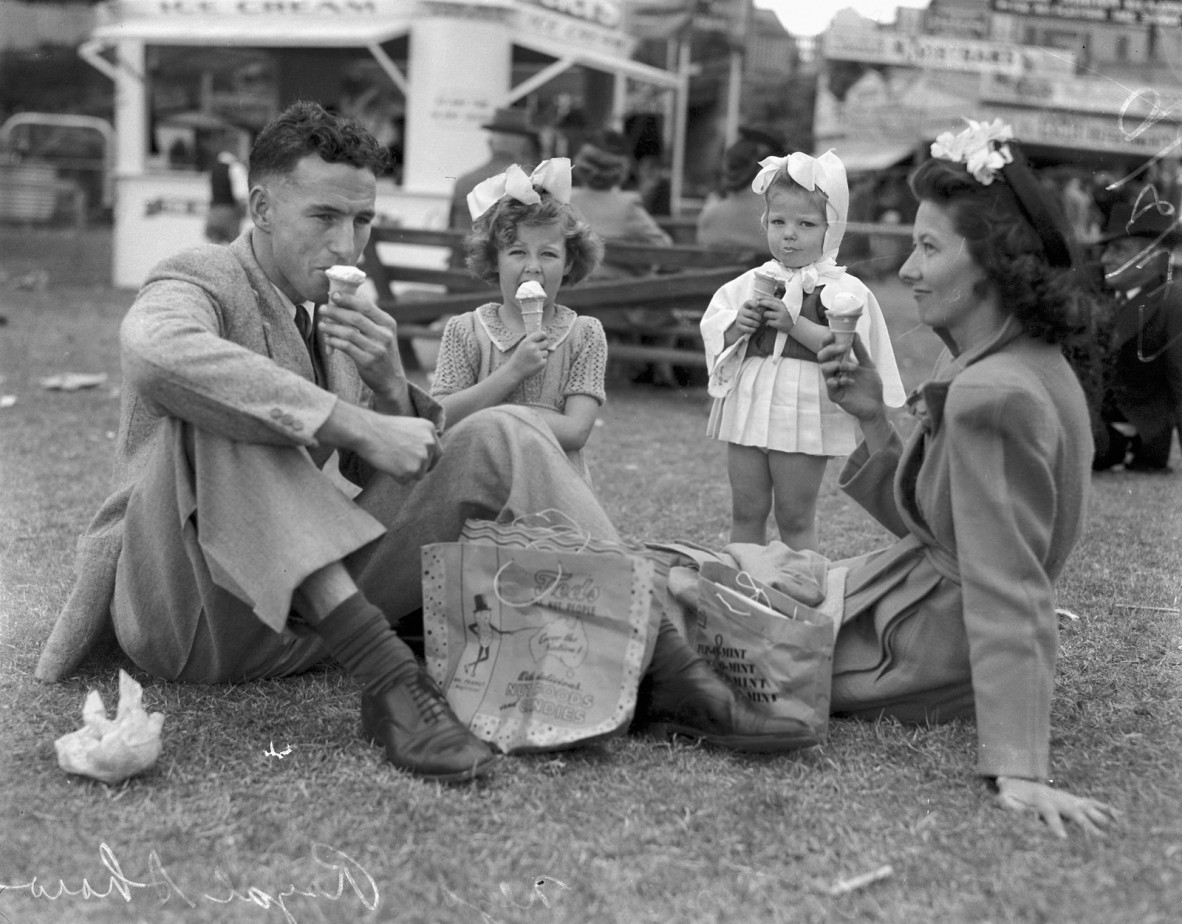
[
  {"left": 512, "top": 34, "right": 682, "bottom": 93},
  {"left": 823, "top": 140, "right": 917, "bottom": 173}
]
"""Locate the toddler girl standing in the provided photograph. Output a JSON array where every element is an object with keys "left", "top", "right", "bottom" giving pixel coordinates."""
[
  {"left": 431, "top": 158, "right": 608, "bottom": 483},
  {"left": 700, "top": 150, "right": 906, "bottom": 549}
]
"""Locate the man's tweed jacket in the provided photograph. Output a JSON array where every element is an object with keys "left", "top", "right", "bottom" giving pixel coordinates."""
[{"left": 35, "top": 231, "right": 440, "bottom": 681}]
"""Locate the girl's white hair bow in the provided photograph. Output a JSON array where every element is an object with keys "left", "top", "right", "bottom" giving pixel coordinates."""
[
  {"left": 467, "top": 158, "right": 573, "bottom": 220},
  {"left": 750, "top": 149, "right": 850, "bottom": 259}
]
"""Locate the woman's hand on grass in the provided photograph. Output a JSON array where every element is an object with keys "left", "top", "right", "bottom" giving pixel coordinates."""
[{"left": 996, "top": 777, "right": 1121, "bottom": 839}]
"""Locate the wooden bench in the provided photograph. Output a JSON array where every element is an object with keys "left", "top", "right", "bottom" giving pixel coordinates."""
[{"left": 361, "top": 224, "right": 762, "bottom": 371}]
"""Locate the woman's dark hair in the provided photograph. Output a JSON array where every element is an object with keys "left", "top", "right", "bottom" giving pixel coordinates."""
[
  {"left": 573, "top": 131, "right": 633, "bottom": 191},
  {"left": 248, "top": 100, "right": 392, "bottom": 186},
  {"left": 719, "top": 126, "right": 784, "bottom": 194},
  {"left": 908, "top": 155, "right": 1084, "bottom": 344},
  {"left": 464, "top": 192, "right": 604, "bottom": 287}
]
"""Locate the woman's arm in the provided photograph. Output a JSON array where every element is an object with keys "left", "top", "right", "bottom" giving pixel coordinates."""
[
  {"left": 946, "top": 377, "right": 1119, "bottom": 837},
  {"left": 527, "top": 394, "right": 600, "bottom": 451}
]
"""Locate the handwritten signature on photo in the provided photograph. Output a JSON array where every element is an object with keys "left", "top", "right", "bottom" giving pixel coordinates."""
[{"left": 0, "top": 842, "right": 378, "bottom": 924}]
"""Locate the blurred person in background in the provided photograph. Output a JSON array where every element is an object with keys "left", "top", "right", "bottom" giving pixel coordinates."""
[
  {"left": 1091, "top": 200, "right": 1182, "bottom": 472},
  {"left": 570, "top": 130, "right": 672, "bottom": 253},
  {"left": 447, "top": 108, "right": 541, "bottom": 231},
  {"left": 696, "top": 125, "right": 785, "bottom": 254},
  {"left": 204, "top": 141, "right": 248, "bottom": 244},
  {"left": 570, "top": 130, "right": 678, "bottom": 385}
]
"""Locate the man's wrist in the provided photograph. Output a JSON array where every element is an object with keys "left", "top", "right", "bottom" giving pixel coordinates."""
[{"left": 371, "top": 378, "right": 412, "bottom": 415}]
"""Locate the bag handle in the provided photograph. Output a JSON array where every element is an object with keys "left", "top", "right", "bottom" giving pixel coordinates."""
[
  {"left": 493, "top": 560, "right": 565, "bottom": 608},
  {"left": 734, "top": 571, "right": 772, "bottom": 609},
  {"left": 513, "top": 509, "right": 593, "bottom": 553}
]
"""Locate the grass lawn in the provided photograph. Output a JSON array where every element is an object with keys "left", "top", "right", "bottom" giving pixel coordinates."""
[{"left": 1, "top": 226, "right": 1180, "bottom": 924}]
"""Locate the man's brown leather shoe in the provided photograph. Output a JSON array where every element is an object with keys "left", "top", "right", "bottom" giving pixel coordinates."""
[
  {"left": 361, "top": 671, "right": 499, "bottom": 782},
  {"left": 640, "top": 658, "right": 815, "bottom": 753}
]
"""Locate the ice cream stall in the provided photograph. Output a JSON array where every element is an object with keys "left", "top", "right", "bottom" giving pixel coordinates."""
[{"left": 81, "top": 0, "right": 682, "bottom": 288}]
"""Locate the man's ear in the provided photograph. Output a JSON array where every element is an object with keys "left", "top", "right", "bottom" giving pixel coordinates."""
[{"left": 248, "top": 184, "right": 270, "bottom": 231}]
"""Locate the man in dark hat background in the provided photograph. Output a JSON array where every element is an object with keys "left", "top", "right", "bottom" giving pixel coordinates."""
[
  {"left": 446, "top": 106, "right": 541, "bottom": 231},
  {"left": 1092, "top": 199, "right": 1182, "bottom": 472}
]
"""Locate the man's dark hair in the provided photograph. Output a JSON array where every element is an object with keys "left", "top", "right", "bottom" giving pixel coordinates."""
[{"left": 247, "top": 100, "right": 392, "bottom": 187}]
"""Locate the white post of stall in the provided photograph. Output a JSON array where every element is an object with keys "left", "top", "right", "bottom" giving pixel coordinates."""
[
  {"left": 402, "top": 8, "right": 513, "bottom": 202},
  {"left": 112, "top": 38, "right": 148, "bottom": 288}
]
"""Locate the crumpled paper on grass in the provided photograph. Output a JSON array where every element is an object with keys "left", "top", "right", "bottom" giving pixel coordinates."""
[
  {"left": 54, "top": 669, "right": 164, "bottom": 784},
  {"left": 41, "top": 372, "right": 108, "bottom": 392}
]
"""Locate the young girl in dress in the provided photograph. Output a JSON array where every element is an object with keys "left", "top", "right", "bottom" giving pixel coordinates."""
[
  {"left": 700, "top": 150, "right": 906, "bottom": 550},
  {"left": 430, "top": 158, "right": 608, "bottom": 483}
]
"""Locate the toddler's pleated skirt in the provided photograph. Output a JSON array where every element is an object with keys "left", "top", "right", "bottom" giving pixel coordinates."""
[{"left": 707, "top": 355, "right": 857, "bottom": 456}]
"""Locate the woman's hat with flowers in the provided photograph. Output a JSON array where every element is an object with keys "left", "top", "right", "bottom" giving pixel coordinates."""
[{"left": 930, "top": 117, "right": 1075, "bottom": 268}]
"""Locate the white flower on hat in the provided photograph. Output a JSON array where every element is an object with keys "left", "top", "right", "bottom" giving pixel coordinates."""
[{"left": 930, "top": 118, "right": 1014, "bottom": 186}]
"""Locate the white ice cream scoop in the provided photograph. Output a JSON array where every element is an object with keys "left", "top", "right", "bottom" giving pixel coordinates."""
[
  {"left": 326, "top": 265, "right": 367, "bottom": 296},
  {"left": 827, "top": 291, "right": 864, "bottom": 316},
  {"left": 516, "top": 280, "right": 547, "bottom": 332}
]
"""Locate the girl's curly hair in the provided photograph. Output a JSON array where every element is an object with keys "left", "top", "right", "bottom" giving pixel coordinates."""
[
  {"left": 464, "top": 192, "right": 604, "bottom": 287},
  {"left": 908, "top": 156, "right": 1086, "bottom": 345}
]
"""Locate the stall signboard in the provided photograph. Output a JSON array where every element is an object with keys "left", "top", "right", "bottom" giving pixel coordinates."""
[
  {"left": 514, "top": 1, "right": 633, "bottom": 56},
  {"left": 991, "top": 0, "right": 1182, "bottom": 28},
  {"left": 995, "top": 104, "right": 1182, "bottom": 156},
  {"left": 520, "top": 0, "right": 621, "bottom": 28},
  {"left": 109, "top": 0, "right": 391, "bottom": 21},
  {"left": 924, "top": 5, "right": 991, "bottom": 38},
  {"left": 982, "top": 72, "right": 1182, "bottom": 122},
  {"left": 823, "top": 29, "right": 1076, "bottom": 76}
]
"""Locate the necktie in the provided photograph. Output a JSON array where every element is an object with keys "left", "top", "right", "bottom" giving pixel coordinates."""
[{"left": 294, "top": 303, "right": 324, "bottom": 386}]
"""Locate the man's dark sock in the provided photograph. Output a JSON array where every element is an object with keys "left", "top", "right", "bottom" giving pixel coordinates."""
[{"left": 311, "top": 593, "right": 419, "bottom": 696}]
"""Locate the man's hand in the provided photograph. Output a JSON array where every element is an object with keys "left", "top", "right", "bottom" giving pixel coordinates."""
[
  {"left": 317, "top": 291, "right": 407, "bottom": 403},
  {"left": 316, "top": 401, "right": 440, "bottom": 482}
]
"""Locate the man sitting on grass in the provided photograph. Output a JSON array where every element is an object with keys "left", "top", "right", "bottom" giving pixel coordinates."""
[{"left": 37, "top": 101, "right": 802, "bottom": 783}]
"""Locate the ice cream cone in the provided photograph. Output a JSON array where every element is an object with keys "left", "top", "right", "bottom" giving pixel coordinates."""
[
  {"left": 326, "top": 265, "right": 366, "bottom": 298},
  {"left": 751, "top": 270, "right": 779, "bottom": 300},
  {"left": 826, "top": 292, "right": 864, "bottom": 362},
  {"left": 521, "top": 299, "right": 545, "bottom": 333},
  {"left": 826, "top": 312, "right": 859, "bottom": 357},
  {"left": 515, "top": 280, "right": 548, "bottom": 333}
]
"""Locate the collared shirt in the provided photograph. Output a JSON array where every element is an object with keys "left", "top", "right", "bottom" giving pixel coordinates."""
[{"left": 270, "top": 284, "right": 315, "bottom": 330}]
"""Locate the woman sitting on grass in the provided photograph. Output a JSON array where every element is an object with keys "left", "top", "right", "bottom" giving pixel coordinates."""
[{"left": 819, "top": 120, "right": 1119, "bottom": 838}]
